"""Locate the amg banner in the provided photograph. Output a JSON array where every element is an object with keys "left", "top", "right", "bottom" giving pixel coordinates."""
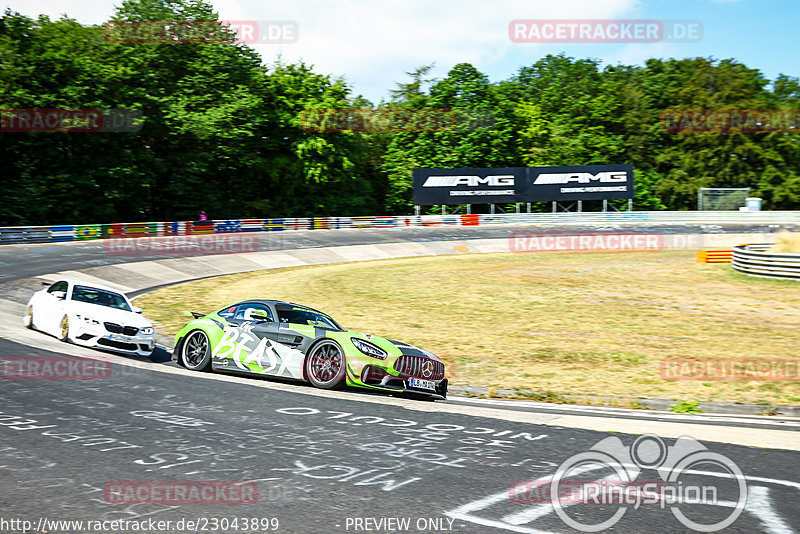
[
  {"left": 412, "top": 164, "right": 634, "bottom": 205},
  {"left": 412, "top": 167, "right": 525, "bottom": 205},
  {"left": 527, "top": 164, "right": 634, "bottom": 202}
]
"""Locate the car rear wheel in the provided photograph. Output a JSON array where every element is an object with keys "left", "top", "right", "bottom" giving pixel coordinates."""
[
  {"left": 305, "top": 340, "right": 346, "bottom": 389},
  {"left": 58, "top": 315, "right": 71, "bottom": 343},
  {"left": 24, "top": 306, "right": 35, "bottom": 330},
  {"left": 181, "top": 330, "right": 211, "bottom": 371}
]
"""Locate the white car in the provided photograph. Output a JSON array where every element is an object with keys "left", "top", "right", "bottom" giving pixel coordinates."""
[{"left": 24, "top": 280, "right": 155, "bottom": 356}]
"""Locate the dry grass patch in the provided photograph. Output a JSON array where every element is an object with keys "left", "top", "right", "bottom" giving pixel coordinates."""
[
  {"left": 137, "top": 250, "right": 800, "bottom": 405},
  {"left": 769, "top": 231, "right": 800, "bottom": 253}
]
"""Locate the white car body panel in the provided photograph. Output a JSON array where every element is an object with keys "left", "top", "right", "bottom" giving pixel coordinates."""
[{"left": 25, "top": 280, "right": 155, "bottom": 356}]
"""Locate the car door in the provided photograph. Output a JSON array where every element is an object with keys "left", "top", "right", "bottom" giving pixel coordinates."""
[{"left": 217, "top": 303, "right": 294, "bottom": 376}]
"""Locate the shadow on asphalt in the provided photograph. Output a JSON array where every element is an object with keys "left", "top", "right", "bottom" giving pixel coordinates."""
[{"left": 7, "top": 338, "right": 442, "bottom": 402}]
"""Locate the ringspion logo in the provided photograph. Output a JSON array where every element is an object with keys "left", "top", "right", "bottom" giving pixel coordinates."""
[{"left": 539, "top": 434, "right": 747, "bottom": 532}]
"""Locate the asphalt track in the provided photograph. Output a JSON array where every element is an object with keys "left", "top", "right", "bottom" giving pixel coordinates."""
[
  {"left": 0, "top": 222, "right": 790, "bottom": 283},
  {"left": 1, "top": 224, "right": 799, "bottom": 534}
]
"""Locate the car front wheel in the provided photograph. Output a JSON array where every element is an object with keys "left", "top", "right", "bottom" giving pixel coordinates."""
[
  {"left": 58, "top": 315, "right": 71, "bottom": 343},
  {"left": 181, "top": 330, "right": 211, "bottom": 371},
  {"left": 23, "top": 306, "right": 35, "bottom": 330},
  {"left": 305, "top": 340, "right": 346, "bottom": 390}
]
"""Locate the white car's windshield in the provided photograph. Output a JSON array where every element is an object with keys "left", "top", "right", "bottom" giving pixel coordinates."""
[{"left": 71, "top": 285, "right": 131, "bottom": 312}]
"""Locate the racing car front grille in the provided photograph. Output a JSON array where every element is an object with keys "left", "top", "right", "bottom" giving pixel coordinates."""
[
  {"left": 393, "top": 356, "right": 445, "bottom": 380},
  {"left": 103, "top": 322, "right": 139, "bottom": 336}
]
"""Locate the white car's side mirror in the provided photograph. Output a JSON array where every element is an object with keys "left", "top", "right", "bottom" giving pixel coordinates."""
[
  {"left": 52, "top": 291, "right": 66, "bottom": 300},
  {"left": 132, "top": 306, "right": 143, "bottom": 314}
]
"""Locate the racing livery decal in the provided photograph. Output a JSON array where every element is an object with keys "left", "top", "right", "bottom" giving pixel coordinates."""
[{"left": 172, "top": 299, "right": 448, "bottom": 400}]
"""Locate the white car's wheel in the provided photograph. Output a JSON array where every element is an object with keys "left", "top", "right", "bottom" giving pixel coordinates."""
[
  {"left": 23, "top": 306, "right": 35, "bottom": 330},
  {"left": 58, "top": 315, "right": 72, "bottom": 343}
]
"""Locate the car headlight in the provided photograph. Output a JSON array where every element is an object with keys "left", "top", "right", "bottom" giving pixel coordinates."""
[
  {"left": 351, "top": 337, "right": 387, "bottom": 360},
  {"left": 139, "top": 327, "right": 154, "bottom": 335},
  {"left": 76, "top": 314, "right": 100, "bottom": 325}
]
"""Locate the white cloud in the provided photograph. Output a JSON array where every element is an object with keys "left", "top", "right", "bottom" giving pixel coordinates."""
[
  {"left": 3, "top": 0, "right": 644, "bottom": 101},
  {"left": 228, "top": 0, "right": 642, "bottom": 100}
]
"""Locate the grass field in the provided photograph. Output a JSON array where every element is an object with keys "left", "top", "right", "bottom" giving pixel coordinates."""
[{"left": 136, "top": 249, "right": 800, "bottom": 406}]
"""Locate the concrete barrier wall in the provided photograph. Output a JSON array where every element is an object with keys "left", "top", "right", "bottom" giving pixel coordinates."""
[{"left": 14, "top": 232, "right": 776, "bottom": 299}]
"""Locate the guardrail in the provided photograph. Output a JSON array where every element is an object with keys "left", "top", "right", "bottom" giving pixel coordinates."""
[
  {"left": 732, "top": 244, "right": 800, "bottom": 280},
  {"left": 1, "top": 211, "right": 799, "bottom": 245}
]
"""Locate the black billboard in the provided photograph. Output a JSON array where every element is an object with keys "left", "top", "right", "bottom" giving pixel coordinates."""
[
  {"left": 412, "top": 164, "right": 634, "bottom": 205},
  {"left": 526, "top": 164, "right": 634, "bottom": 202},
  {"left": 412, "top": 167, "right": 525, "bottom": 205}
]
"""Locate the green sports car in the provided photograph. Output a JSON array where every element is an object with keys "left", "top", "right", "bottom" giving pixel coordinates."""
[{"left": 172, "top": 299, "right": 447, "bottom": 400}]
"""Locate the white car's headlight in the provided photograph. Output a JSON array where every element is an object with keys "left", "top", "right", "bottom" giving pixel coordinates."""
[
  {"left": 76, "top": 314, "right": 100, "bottom": 325},
  {"left": 139, "top": 327, "right": 154, "bottom": 335}
]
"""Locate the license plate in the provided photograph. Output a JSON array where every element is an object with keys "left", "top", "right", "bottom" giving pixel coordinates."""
[
  {"left": 109, "top": 334, "right": 133, "bottom": 343},
  {"left": 409, "top": 378, "right": 436, "bottom": 391}
]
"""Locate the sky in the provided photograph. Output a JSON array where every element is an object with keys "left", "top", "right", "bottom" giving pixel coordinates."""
[{"left": 3, "top": 0, "right": 798, "bottom": 103}]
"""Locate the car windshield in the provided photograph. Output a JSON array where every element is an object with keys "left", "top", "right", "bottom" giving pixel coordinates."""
[
  {"left": 276, "top": 304, "right": 341, "bottom": 330},
  {"left": 71, "top": 285, "right": 131, "bottom": 312}
]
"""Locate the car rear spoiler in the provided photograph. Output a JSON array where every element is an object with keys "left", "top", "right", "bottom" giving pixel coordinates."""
[{"left": 182, "top": 311, "right": 205, "bottom": 319}]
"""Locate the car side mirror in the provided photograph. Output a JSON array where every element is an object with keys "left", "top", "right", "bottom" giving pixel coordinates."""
[
  {"left": 132, "top": 306, "right": 143, "bottom": 314},
  {"left": 52, "top": 291, "right": 66, "bottom": 300}
]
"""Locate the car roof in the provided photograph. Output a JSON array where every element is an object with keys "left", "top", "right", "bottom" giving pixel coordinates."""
[
  {"left": 233, "top": 299, "right": 326, "bottom": 312},
  {"left": 56, "top": 279, "right": 128, "bottom": 296}
]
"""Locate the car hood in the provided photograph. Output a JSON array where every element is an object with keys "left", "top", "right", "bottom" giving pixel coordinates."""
[
  {"left": 385, "top": 339, "right": 443, "bottom": 363},
  {"left": 68, "top": 301, "right": 152, "bottom": 327}
]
